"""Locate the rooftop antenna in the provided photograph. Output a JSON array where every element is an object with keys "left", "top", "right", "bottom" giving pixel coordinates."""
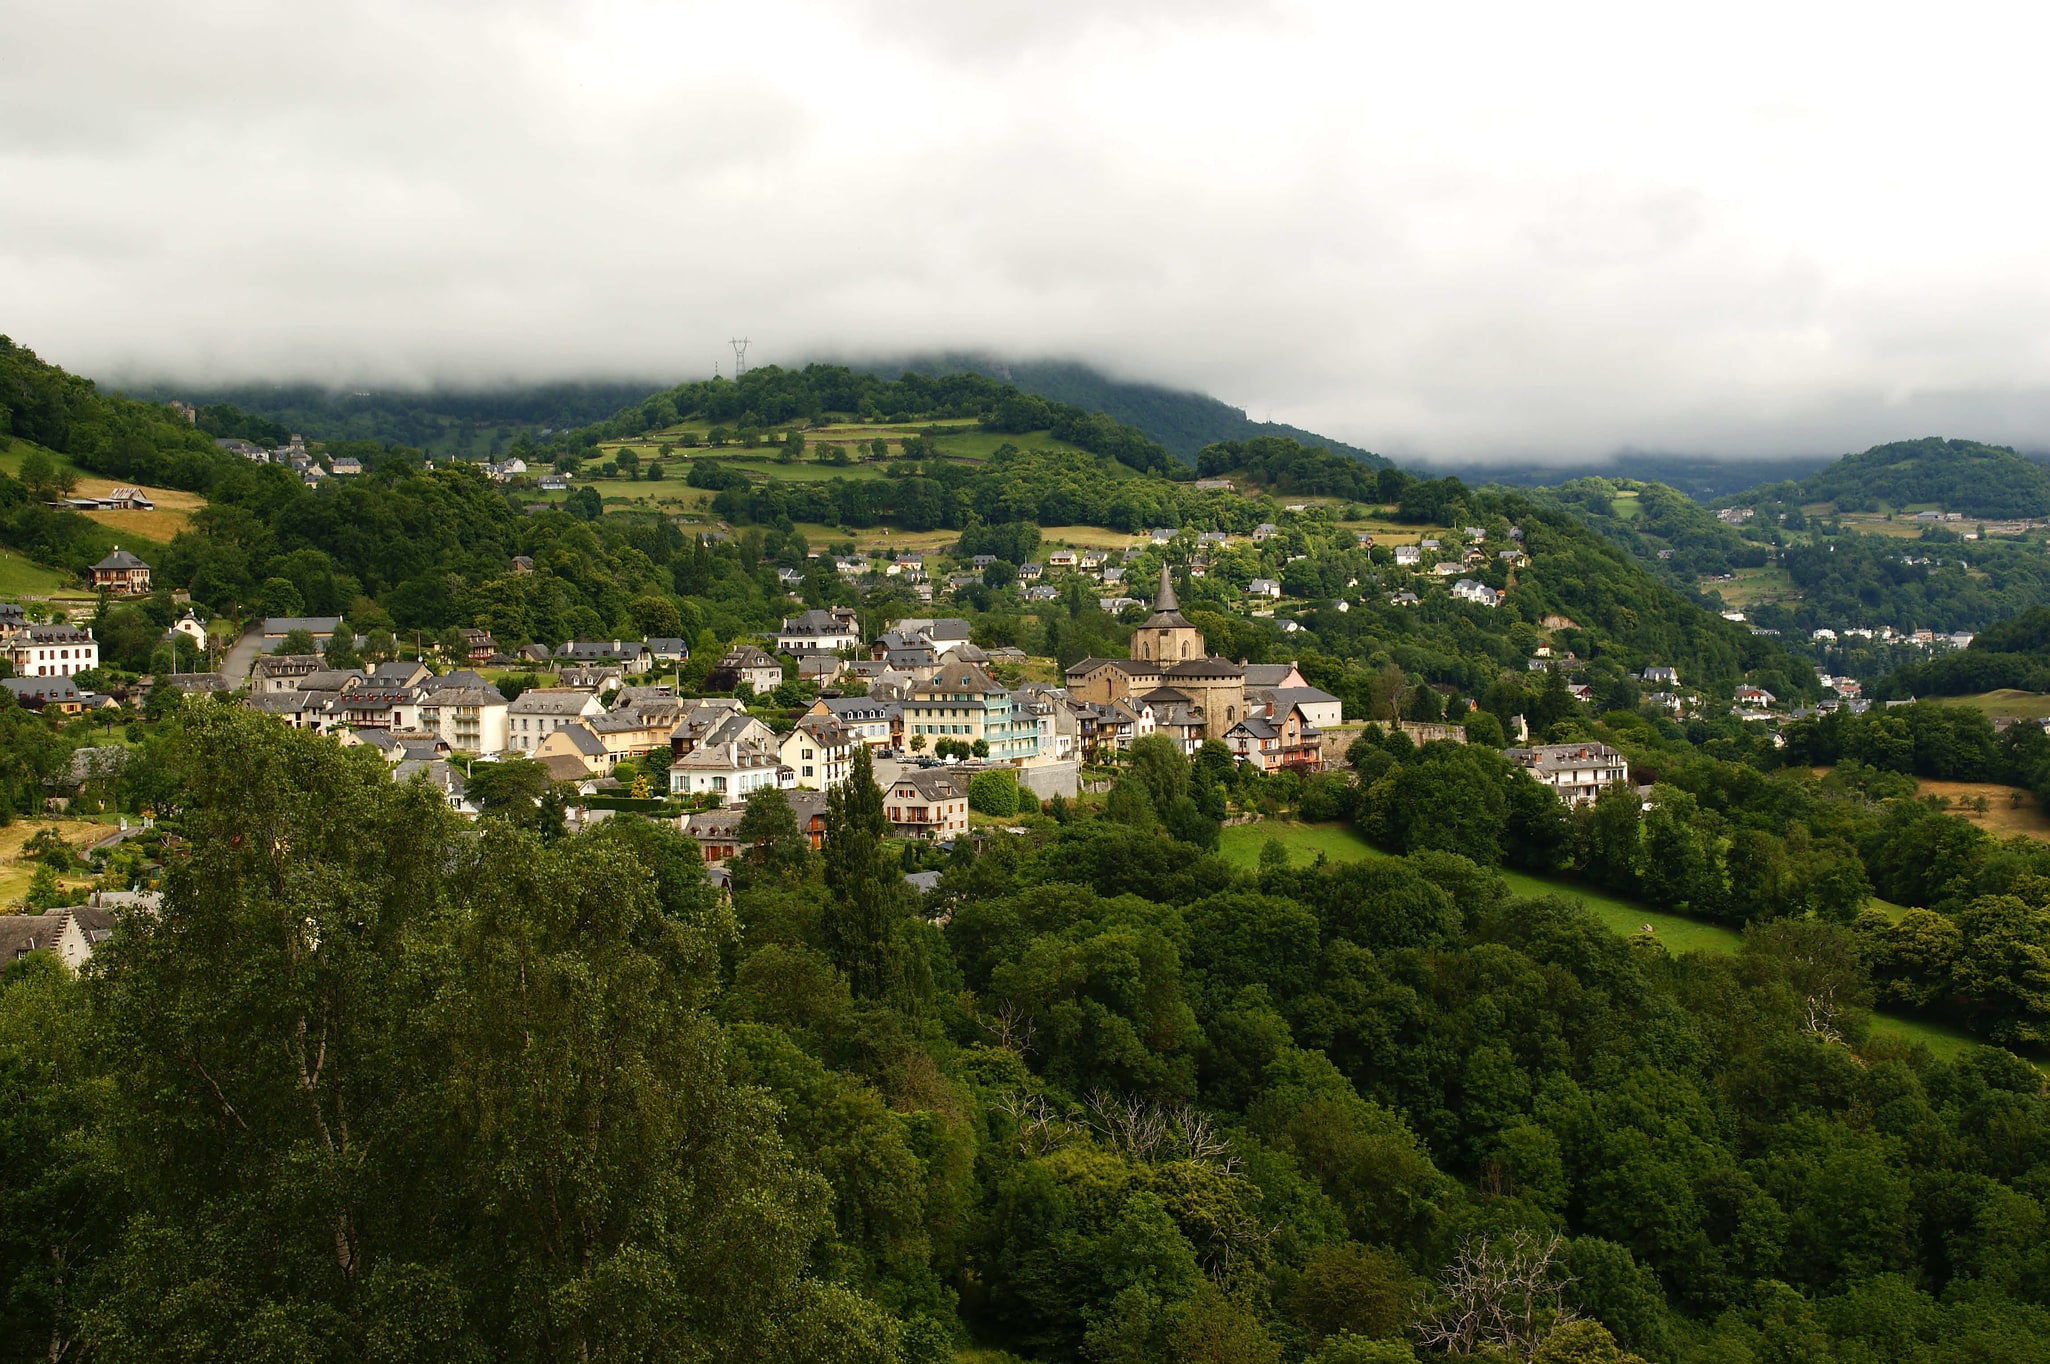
[{"left": 730, "top": 337, "right": 750, "bottom": 378}]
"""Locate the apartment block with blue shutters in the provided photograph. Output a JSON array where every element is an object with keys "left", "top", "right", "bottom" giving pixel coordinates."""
[{"left": 903, "top": 662, "right": 1039, "bottom": 763}]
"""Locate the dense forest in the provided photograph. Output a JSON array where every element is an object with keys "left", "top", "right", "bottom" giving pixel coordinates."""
[
  {"left": 11, "top": 708, "right": 2050, "bottom": 1362},
  {"left": 1530, "top": 481, "right": 1768, "bottom": 587},
  {"left": 1730, "top": 438, "right": 2050, "bottom": 518}
]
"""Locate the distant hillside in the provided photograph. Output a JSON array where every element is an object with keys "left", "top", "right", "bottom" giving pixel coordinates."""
[
  {"left": 1729, "top": 437, "right": 2050, "bottom": 518},
  {"left": 125, "top": 381, "right": 661, "bottom": 460},
  {"left": 1431, "top": 453, "right": 1835, "bottom": 501},
  {"left": 1529, "top": 477, "right": 1771, "bottom": 587},
  {"left": 857, "top": 353, "right": 1391, "bottom": 467}
]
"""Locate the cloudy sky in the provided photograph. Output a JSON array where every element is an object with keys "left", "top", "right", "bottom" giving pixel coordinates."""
[{"left": 4, "top": 0, "right": 2049, "bottom": 462}]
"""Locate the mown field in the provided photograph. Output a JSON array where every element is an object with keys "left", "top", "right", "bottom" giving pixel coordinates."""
[
  {"left": 1933, "top": 688, "right": 2050, "bottom": 721},
  {"left": 0, "top": 817, "right": 118, "bottom": 906},
  {"left": 1697, "top": 563, "right": 1797, "bottom": 609},
  {"left": 1914, "top": 778, "right": 2050, "bottom": 841},
  {"left": 1216, "top": 819, "right": 1980, "bottom": 1059}
]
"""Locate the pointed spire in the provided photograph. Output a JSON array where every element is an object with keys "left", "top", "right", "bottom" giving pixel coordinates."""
[{"left": 1156, "top": 562, "right": 1178, "bottom": 613}]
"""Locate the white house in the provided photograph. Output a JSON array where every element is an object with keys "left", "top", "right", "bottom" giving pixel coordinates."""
[
  {"left": 778, "top": 713, "right": 857, "bottom": 789},
  {"left": 668, "top": 713, "right": 787, "bottom": 803},
  {"left": 1247, "top": 578, "right": 1282, "bottom": 600},
  {"left": 415, "top": 681, "right": 510, "bottom": 755},
  {"left": 1504, "top": 743, "right": 1630, "bottom": 806},
  {"left": 1451, "top": 579, "right": 1501, "bottom": 608},
  {"left": 507, "top": 687, "right": 605, "bottom": 752},
  {"left": 776, "top": 609, "right": 860, "bottom": 653},
  {"left": 6, "top": 624, "right": 98, "bottom": 678}
]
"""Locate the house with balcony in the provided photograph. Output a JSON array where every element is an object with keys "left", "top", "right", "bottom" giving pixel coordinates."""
[
  {"left": 667, "top": 712, "right": 787, "bottom": 803},
  {"left": 884, "top": 769, "right": 970, "bottom": 839},
  {"left": 1504, "top": 742, "right": 1629, "bottom": 805},
  {"left": 415, "top": 680, "right": 509, "bottom": 755},
  {"left": 902, "top": 662, "right": 1038, "bottom": 763},
  {"left": 507, "top": 688, "right": 605, "bottom": 752},
  {"left": 779, "top": 713, "right": 857, "bottom": 789},
  {"left": 89, "top": 547, "right": 151, "bottom": 595}
]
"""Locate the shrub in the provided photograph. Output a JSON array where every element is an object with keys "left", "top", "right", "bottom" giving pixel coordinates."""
[{"left": 968, "top": 769, "right": 1019, "bottom": 817}]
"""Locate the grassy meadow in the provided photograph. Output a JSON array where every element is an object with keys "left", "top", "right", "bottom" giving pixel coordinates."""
[{"left": 1933, "top": 689, "right": 2050, "bottom": 721}]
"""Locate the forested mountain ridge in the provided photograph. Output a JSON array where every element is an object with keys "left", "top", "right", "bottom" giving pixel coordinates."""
[
  {"left": 1727, "top": 437, "right": 2050, "bottom": 517},
  {"left": 858, "top": 352, "right": 1393, "bottom": 466},
  {"left": 126, "top": 380, "right": 662, "bottom": 460}
]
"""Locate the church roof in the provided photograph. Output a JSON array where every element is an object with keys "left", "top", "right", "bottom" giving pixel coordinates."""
[
  {"left": 1139, "top": 563, "right": 1194, "bottom": 632},
  {"left": 1167, "top": 657, "right": 1245, "bottom": 679}
]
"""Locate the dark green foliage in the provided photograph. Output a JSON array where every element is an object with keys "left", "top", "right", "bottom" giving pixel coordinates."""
[
  {"left": 967, "top": 769, "right": 1019, "bottom": 817},
  {"left": 822, "top": 746, "right": 909, "bottom": 999},
  {"left": 1775, "top": 436, "right": 2050, "bottom": 518}
]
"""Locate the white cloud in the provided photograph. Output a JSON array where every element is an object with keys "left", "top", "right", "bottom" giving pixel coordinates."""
[{"left": 4, "top": 0, "right": 2049, "bottom": 460}]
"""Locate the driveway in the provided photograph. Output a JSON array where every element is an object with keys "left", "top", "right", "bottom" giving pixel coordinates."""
[{"left": 218, "top": 625, "right": 263, "bottom": 686}]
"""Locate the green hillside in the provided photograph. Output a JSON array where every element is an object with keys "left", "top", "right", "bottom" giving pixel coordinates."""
[
  {"left": 1732, "top": 436, "right": 2050, "bottom": 517},
  {"left": 865, "top": 351, "right": 1393, "bottom": 466}
]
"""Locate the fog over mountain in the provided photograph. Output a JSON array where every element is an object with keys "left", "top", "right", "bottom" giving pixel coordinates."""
[{"left": 7, "top": 1, "right": 2050, "bottom": 462}]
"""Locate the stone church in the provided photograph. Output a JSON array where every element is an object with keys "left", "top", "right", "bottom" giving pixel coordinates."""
[{"left": 1063, "top": 565, "right": 1248, "bottom": 740}]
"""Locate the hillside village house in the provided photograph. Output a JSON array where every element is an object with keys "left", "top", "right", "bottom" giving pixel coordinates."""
[
  {"left": 667, "top": 712, "right": 786, "bottom": 803},
  {"left": 708, "top": 644, "right": 784, "bottom": 693},
  {"left": 806, "top": 696, "right": 893, "bottom": 750},
  {"left": 7, "top": 624, "right": 98, "bottom": 678},
  {"left": 903, "top": 662, "right": 1038, "bottom": 763},
  {"left": 415, "top": 682, "right": 510, "bottom": 755},
  {"left": 1225, "top": 703, "right": 1322, "bottom": 773},
  {"left": 1504, "top": 742, "right": 1630, "bottom": 805},
  {"left": 252, "top": 653, "right": 325, "bottom": 692},
  {"left": 776, "top": 608, "right": 860, "bottom": 653},
  {"left": 507, "top": 688, "right": 604, "bottom": 752},
  {"left": 169, "top": 610, "right": 207, "bottom": 652},
  {"left": 4, "top": 676, "right": 84, "bottom": 713},
  {"left": 556, "top": 639, "right": 654, "bottom": 672},
  {"left": 262, "top": 616, "right": 343, "bottom": 649},
  {"left": 779, "top": 713, "right": 857, "bottom": 788},
  {"left": 89, "top": 547, "right": 151, "bottom": 595},
  {"left": 885, "top": 769, "right": 970, "bottom": 839},
  {"left": 683, "top": 790, "right": 829, "bottom": 866}
]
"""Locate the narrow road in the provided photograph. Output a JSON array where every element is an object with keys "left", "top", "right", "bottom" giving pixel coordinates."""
[{"left": 218, "top": 624, "right": 263, "bottom": 687}]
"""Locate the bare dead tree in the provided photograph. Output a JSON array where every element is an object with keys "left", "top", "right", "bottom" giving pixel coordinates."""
[
  {"left": 991, "top": 1090, "right": 1071, "bottom": 1156},
  {"left": 1803, "top": 983, "right": 1845, "bottom": 1046},
  {"left": 1086, "top": 1088, "right": 1171, "bottom": 1162},
  {"left": 1419, "top": 1230, "right": 1576, "bottom": 1361},
  {"left": 1169, "top": 1104, "right": 1238, "bottom": 1171},
  {"left": 987, "top": 1002, "right": 1035, "bottom": 1058}
]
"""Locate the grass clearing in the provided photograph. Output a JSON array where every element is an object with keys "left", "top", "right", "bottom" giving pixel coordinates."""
[
  {"left": 0, "top": 818, "right": 116, "bottom": 906},
  {"left": 1698, "top": 564, "right": 1797, "bottom": 610},
  {"left": 1865, "top": 1012, "right": 1976, "bottom": 1061},
  {"left": 1216, "top": 820, "right": 1746, "bottom": 954},
  {"left": 1914, "top": 778, "right": 2050, "bottom": 841},
  {"left": 1217, "top": 819, "right": 2005, "bottom": 1064},
  {"left": 1933, "top": 689, "right": 2050, "bottom": 721},
  {"left": 0, "top": 550, "right": 73, "bottom": 597}
]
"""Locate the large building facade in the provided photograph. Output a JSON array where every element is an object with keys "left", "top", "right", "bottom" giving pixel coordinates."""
[{"left": 1062, "top": 566, "right": 1247, "bottom": 740}]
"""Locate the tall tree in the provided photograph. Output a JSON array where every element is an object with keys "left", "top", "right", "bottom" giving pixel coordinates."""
[{"left": 821, "top": 745, "right": 904, "bottom": 998}]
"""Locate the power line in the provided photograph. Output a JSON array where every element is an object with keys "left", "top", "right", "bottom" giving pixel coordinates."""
[{"left": 729, "top": 337, "right": 750, "bottom": 378}]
